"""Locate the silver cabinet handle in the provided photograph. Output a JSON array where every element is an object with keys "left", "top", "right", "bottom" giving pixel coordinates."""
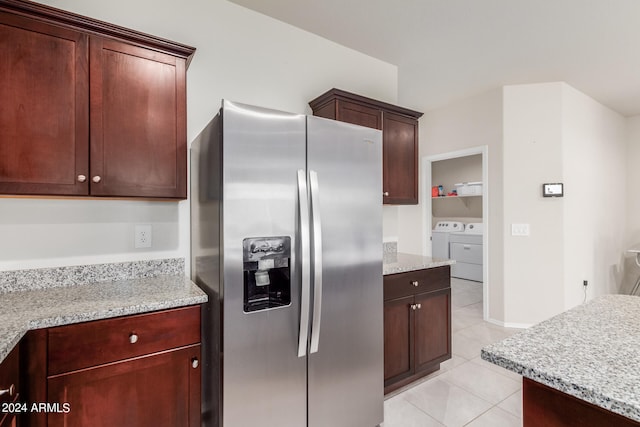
[
  {"left": 464, "top": 245, "right": 471, "bottom": 250},
  {"left": 129, "top": 333, "right": 138, "bottom": 344},
  {"left": 297, "top": 169, "right": 311, "bottom": 358},
  {"left": 410, "top": 304, "right": 416, "bottom": 310},
  {"left": 416, "top": 303, "right": 422, "bottom": 309},
  {"left": 0, "top": 384, "right": 15, "bottom": 397},
  {"left": 309, "top": 170, "right": 323, "bottom": 355},
  {"left": 411, "top": 280, "right": 419, "bottom": 287},
  {"left": 77, "top": 175, "right": 87, "bottom": 183},
  {"left": 383, "top": 191, "right": 389, "bottom": 197},
  {"left": 92, "top": 175, "right": 101, "bottom": 183},
  {"left": 191, "top": 358, "right": 199, "bottom": 369}
]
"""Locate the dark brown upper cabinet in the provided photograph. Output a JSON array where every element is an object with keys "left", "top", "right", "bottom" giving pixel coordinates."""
[
  {"left": 309, "top": 89, "right": 423, "bottom": 205},
  {"left": 0, "top": 0, "right": 195, "bottom": 199}
]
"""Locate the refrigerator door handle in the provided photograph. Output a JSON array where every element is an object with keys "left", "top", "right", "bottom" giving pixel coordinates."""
[
  {"left": 297, "top": 169, "right": 311, "bottom": 358},
  {"left": 309, "top": 170, "right": 323, "bottom": 354}
]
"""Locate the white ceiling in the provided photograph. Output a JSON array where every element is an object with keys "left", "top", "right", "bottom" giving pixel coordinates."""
[{"left": 229, "top": 0, "right": 640, "bottom": 116}]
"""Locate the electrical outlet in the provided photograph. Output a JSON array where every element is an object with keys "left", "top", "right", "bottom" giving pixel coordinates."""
[{"left": 135, "top": 224, "right": 152, "bottom": 248}]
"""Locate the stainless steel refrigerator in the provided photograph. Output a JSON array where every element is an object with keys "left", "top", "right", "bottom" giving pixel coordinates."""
[{"left": 191, "top": 100, "right": 383, "bottom": 427}]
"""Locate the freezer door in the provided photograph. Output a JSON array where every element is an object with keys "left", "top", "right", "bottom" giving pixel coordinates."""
[
  {"left": 221, "top": 100, "right": 308, "bottom": 427},
  {"left": 306, "top": 116, "right": 384, "bottom": 427}
]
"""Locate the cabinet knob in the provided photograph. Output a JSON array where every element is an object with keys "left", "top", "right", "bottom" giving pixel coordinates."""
[
  {"left": 0, "top": 384, "right": 15, "bottom": 397},
  {"left": 77, "top": 174, "right": 87, "bottom": 183},
  {"left": 410, "top": 304, "right": 416, "bottom": 310},
  {"left": 129, "top": 333, "right": 138, "bottom": 344},
  {"left": 411, "top": 280, "right": 419, "bottom": 287},
  {"left": 0, "top": 384, "right": 16, "bottom": 397},
  {"left": 383, "top": 191, "right": 389, "bottom": 197},
  {"left": 92, "top": 175, "right": 102, "bottom": 183},
  {"left": 416, "top": 303, "right": 422, "bottom": 309},
  {"left": 191, "top": 358, "right": 199, "bottom": 369}
]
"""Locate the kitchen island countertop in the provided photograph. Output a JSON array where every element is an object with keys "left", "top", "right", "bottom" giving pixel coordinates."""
[
  {"left": 0, "top": 260, "right": 207, "bottom": 364},
  {"left": 383, "top": 252, "right": 455, "bottom": 275},
  {"left": 482, "top": 295, "right": 640, "bottom": 422}
]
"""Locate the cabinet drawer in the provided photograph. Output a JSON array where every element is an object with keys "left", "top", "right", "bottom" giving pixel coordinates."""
[
  {"left": 48, "top": 305, "right": 200, "bottom": 375},
  {"left": 384, "top": 266, "right": 450, "bottom": 301},
  {"left": 0, "top": 345, "right": 19, "bottom": 405},
  {"left": 450, "top": 242, "right": 483, "bottom": 264}
]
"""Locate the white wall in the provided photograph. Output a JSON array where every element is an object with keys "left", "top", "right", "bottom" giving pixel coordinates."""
[
  {"left": 0, "top": 0, "right": 397, "bottom": 272},
  {"left": 394, "top": 82, "right": 627, "bottom": 327},
  {"left": 502, "top": 82, "right": 627, "bottom": 325},
  {"left": 389, "top": 89, "right": 504, "bottom": 321},
  {"left": 503, "top": 83, "right": 565, "bottom": 324},
  {"left": 622, "top": 116, "right": 640, "bottom": 293},
  {"left": 626, "top": 116, "right": 640, "bottom": 247},
  {"left": 562, "top": 84, "right": 627, "bottom": 306}
]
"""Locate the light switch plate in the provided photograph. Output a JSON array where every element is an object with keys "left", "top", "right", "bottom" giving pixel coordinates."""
[{"left": 511, "top": 223, "right": 530, "bottom": 236}]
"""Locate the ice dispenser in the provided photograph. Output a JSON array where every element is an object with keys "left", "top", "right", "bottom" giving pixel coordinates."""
[{"left": 242, "top": 236, "right": 291, "bottom": 313}]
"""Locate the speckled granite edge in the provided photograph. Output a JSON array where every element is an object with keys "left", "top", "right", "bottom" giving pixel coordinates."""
[
  {"left": 481, "top": 295, "right": 640, "bottom": 422},
  {"left": 383, "top": 252, "right": 455, "bottom": 275},
  {"left": 0, "top": 275, "right": 207, "bottom": 364},
  {"left": 0, "top": 258, "right": 184, "bottom": 293}
]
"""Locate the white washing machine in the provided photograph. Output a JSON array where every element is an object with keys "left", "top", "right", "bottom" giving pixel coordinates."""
[
  {"left": 449, "top": 222, "right": 483, "bottom": 282},
  {"left": 431, "top": 221, "right": 464, "bottom": 259}
]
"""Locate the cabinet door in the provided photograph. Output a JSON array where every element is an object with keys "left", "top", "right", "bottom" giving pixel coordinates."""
[
  {"left": 0, "top": 414, "right": 16, "bottom": 427},
  {"left": 414, "top": 289, "right": 451, "bottom": 372},
  {"left": 383, "top": 112, "right": 418, "bottom": 204},
  {"left": 47, "top": 345, "right": 200, "bottom": 427},
  {"left": 336, "top": 100, "right": 382, "bottom": 130},
  {"left": 0, "top": 344, "right": 19, "bottom": 427},
  {"left": 89, "top": 37, "right": 187, "bottom": 198},
  {"left": 383, "top": 295, "right": 414, "bottom": 387},
  {"left": 0, "top": 12, "right": 89, "bottom": 196}
]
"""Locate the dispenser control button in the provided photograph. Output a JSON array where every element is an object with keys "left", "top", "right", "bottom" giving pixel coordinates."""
[{"left": 258, "top": 259, "right": 275, "bottom": 270}]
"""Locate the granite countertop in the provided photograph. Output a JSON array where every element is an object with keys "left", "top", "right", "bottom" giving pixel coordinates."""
[
  {"left": 481, "top": 295, "right": 640, "bottom": 422},
  {"left": 383, "top": 252, "right": 455, "bottom": 275},
  {"left": 0, "top": 259, "right": 207, "bottom": 364}
]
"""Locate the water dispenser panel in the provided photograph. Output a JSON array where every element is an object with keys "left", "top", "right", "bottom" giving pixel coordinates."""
[{"left": 242, "top": 236, "right": 291, "bottom": 313}]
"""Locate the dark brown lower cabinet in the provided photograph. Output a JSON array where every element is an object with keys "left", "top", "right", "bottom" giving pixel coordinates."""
[
  {"left": 0, "top": 345, "right": 20, "bottom": 427},
  {"left": 20, "top": 305, "right": 202, "bottom": 427},
  {"left": 0, "top": 410, "right": 17, "bottom": 427},
  {"left": 47, "top": 345, "right": 200, "bottom": 427},
  {"left": 523, "top": 378, "right": 640, "bottom": 427},
  {"left": 414, "top": 289, "right": 451, "bottom": 372},
  {"left": 384, "top": 266, "right": 451, "bottom": 394},
  {"left": 383, "top": 295, "right": 415, "bottom": 387}
]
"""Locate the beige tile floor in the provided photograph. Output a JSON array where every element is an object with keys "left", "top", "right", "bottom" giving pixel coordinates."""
[{"left": 381, "top": 278, "right": 524, "bottom": 427}]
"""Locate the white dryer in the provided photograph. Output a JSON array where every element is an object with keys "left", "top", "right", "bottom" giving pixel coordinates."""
[
  {"left": 449, "top": 222, "right": 483, "bottom": 282},
  {"left": 431, "top": 221, "right": 464, "bottom": 259}
]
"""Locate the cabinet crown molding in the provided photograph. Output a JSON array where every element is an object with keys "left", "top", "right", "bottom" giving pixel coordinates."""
[
  {"left": 309, "top": 88, "right": 423, "bottom": 119},
  {"left": 0, "top": 0, "right": 196, "bottom": 67}
]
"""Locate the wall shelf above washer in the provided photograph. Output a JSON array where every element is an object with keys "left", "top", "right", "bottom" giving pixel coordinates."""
[{"left": 432, "top": 195, "right": 481, "bottom": 207}]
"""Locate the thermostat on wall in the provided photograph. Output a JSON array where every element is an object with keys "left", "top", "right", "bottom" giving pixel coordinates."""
[{"left": 542, "top": 183, "right": 563, "bottom": 197}]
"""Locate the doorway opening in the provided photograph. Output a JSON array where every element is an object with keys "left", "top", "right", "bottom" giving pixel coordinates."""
[{"left": 421, "top": 146, "right": 489, "bottom": 321}]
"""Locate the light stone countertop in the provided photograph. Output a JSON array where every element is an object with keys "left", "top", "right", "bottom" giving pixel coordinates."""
[
  {"left": 383, "top": 252, "right": 455, "bottom": 275},
  {"left": 0, "top": 259, "right": 207, "bottom": 364},
  {"left": 481, "top": 295, "right": 640, "bottom": 422}
]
